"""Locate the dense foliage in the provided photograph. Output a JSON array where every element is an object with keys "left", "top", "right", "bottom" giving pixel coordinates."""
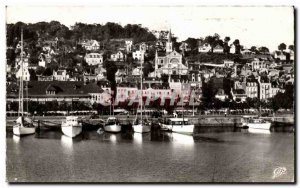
[{"left": 6, "top": 21, "right": 156, "bottom": 47}]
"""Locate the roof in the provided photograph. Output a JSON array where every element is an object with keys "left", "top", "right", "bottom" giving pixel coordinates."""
[
  {"left": 157, "top": 51, "right": 166, "bottom": 57},
  {"left": 7, "top": 81, "right": 103, "bottom": 97},
  {"left": 169, "top": 118, "right": 189, "bottom": 122},
  {"left": 234, "top": 89, "right": 246, "bottom": 94}
]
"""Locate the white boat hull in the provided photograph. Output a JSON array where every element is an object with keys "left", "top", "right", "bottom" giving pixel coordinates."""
[
  {"left": 13, "top": 125, "right": 36, "bottom": 136},
  {"left": 104, "top": 124, "right": 122, "bottom": 133},
  {"left": 61, "top": 123, "right": 82, "bottom": 138},
  {"left": 133, "top": 124, "right": 151, "bottom": 133},
  {"left": 160, "top": 124, "right": 194, "bottom": 134},
  {"left": 247, "top": 122, "right": 271, "bottom": 130}
]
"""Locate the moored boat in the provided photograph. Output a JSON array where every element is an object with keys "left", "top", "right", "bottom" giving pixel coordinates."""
[
  {"left": 132, "top": 60, "right": 151, "bottom": 134},
  {"left": 104, "top": 117, "right": 122, "bottom": 133},
  {"left": 160, "top": 118, "right": 194, "bottom": 134},
  {"left": 13, "top": 117, "right": 36, "bottom": 136},
  {"left": 241, "top": 115, "right": 271, "bottom": 130},
  {"left": 132, "top": 118, "right": 151, "bottom": 133},
  {"left": 247, "top": 118, "right": 271, "bottom": 130},
  {"left": 13, "top": 30, "right": 36, "bottom": 136},
  {"left": 61, "top": 116, "right": 82, "bottom": 138}
]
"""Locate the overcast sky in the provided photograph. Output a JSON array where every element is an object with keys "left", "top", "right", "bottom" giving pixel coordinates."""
[{"left": 6, "top": 6, "right": 294, "bottom": 51}]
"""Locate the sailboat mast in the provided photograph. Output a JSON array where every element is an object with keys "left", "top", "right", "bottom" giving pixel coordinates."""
[
  {"left": 20, "top": 29, "right": 24, "bottom": 116},
  {"left": 140, "top": 62, "right": 143, "bottom": 122},
  {"left": 192, "top": 89, "right": 195, "bottom": 116},
  {"left": 26, "top": 81, "right": 28, "bottom": 117},
  {"left": 112, "top": 96, "right": 114, "bottom": 116},
  {"left": 182, "top": 81, "right": 184, "bottom": 121},
  {"left": 110, "top": 94, "right": 112, "bottom": 116}
]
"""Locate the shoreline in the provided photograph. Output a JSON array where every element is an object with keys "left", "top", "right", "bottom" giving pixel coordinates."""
[{"left": 6, "top": 114, "right": 294, "bottom": 127}]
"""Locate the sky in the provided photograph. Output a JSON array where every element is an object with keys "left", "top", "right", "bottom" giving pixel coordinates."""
[{"left": 6, "top": 6, "right": 294, "bottom": 52}]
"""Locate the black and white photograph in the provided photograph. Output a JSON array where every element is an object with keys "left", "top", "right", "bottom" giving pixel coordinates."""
[{"left": 4, "top": 3, "right": 296, "bottom": 184}]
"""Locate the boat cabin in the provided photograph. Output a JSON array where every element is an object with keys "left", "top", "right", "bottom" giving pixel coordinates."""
[
  {"left": 66, "top": 116, "right": 79, "bottom": 123},
  {"left": 106, "top": 117, "right": 119, "bottom": 125},
  {"left": 166, "top": 118, "right": 189, "bottom": 126},
  {"left": 248, "top": 118, "right": 267, "bottom": 124}
]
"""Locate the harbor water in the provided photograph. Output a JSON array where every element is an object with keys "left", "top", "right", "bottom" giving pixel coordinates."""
[{"left": 6, "top": 125, "right": 294, "bottom": 183}]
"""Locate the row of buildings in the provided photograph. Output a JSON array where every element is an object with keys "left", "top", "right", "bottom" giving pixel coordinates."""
[{"left": 6, "top": 28, "right": 294, "bottom": 109}]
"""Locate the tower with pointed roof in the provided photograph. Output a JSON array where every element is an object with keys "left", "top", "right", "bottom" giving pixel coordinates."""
[{"left": 166, "top": 29, "right": 173, "bottom": 53}]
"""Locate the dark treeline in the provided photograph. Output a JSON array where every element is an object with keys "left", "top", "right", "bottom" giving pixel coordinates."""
[{"left": 6, "top": 21, "right": 156, "bottom": 47}]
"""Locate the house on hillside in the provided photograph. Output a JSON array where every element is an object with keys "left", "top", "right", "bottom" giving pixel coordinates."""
[
  {"left": 80, "top": 40, "right": 100, "bottom": 51},
  {"left": 125, "top": 38, "right": 133, "bottom": 53},
  {"left": 231, "top": 89, "right": 247, "bottom": 103},
  {"left": 84, "top": 52, "right": 103, "bottom": 66},
  {"left": 53, "top": 69, "right": 70, "bottom": 81},
  {"left": 16, "top": 66, "right": 30, "bottom": 81},
  {"left": 132, "top": 50, "right": 145, "bottom": 61},
  {"left": 111, "top": 51, "right": 125, "bottom": 61},
  {"left": 198, "top": 43, "right": 211, "bottom": 53},
  {"left": 179, "top": 42, "right": 191, "bottom": 52},
  {"left": 16, "top": 52, "right": 30, "bottom": 68},
  {"left": 274, "top": 51, "right": 287, "bottom": 61},
  {"left": 213, "top": 44, "right": 224, "bottom": 53}
]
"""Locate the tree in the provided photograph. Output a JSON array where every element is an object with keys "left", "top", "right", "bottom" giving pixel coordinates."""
[
  {"left": 233, "top": 39, "right": 241, "bottom": 54},
  {"left": 142, "top": 62, "right": 154, "bottom": 77},
  {"left": 204, "top": 33, "right": 221, "bottom": 53},
  {"left": 185, "top": 38, "right": 198, "bottom": 51},
  {"left": 224, "top": 36, "right": 230, "bottom": 43},
  {"left": 223, "top": 36, "right": 231, "bottom": 54},
  {"left": 250, "top": 46, "right": 257, "bottom": 53},
  {"left": 278, "top": 43, "right": 287, "bottom": 52},
  {"left": 104, "top": 61, "right": 118, "bottom": 99},
  {"left": 258, "top": 46, "right": 269, "bottom": 54},
  {"left": 6, "top": 48, "right": 16, "bottom": 66},
  {"left": 43, "top": 67, "right": 53, "bottom": 76},
  {"left": 288, "top": 45, "right": 294, "bottom": 51},
  {"left": 28, "top": 69, "right": 37, "bottom": 81}
]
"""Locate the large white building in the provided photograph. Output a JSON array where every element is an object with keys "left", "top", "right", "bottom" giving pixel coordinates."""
[
  {"left": 132, "top": 51, "right": 145, "bottom": 61},
  {"left": 53, "top": 69, "right": 70, "bottom": 81},
  {"left": 84, "top": 53, "right": 103, "bottom": 66},
  {"left": 16, "top": 66, "right": 30, "bottom": 81},
  {"left": 151, "top": 31, "right": 188, "bottom": 78}
]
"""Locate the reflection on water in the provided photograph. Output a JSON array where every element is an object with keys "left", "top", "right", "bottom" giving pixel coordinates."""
[
  {"left": 12, "top": 135, "right": 20, "bottom": 144},
  {"left": 61, "top": 135, "right": 73, "bottom": 153},
  {"left": 6, "top": 125, "right": 295, "bottom": 183},
  {"left": 167, "top": 132, "right": 195, "bottom": 147},
  {"left": 133, "top": 133, "right": 151, "bottom": 145},
  {"left": 247, "top": 128, "right": 271, "bottom": 135},
  {"left": 102, "top": 133, "right": 118, "bottom": 143}
]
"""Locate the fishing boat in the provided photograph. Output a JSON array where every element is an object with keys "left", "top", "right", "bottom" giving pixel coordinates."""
[
  {"left": 159, "top": 91, "right": 194, "bottom": 134},
  {"left": 61, "top": 116, "right": 82, "bottom": 137},
  {"left": 160, "top": 118, "right": 194, "bottom": 134},
  {"left": 245, "top": 117, "right": 271, "bottom": 130},
  {"left": 13, "top": 29, "right": 36, "bottom": 136},
  {"left": 132, "top": 61, "right": 151, "bottom": 133},
  {"left": 241, "top": 106, "right": 272, "bottom": 130}
]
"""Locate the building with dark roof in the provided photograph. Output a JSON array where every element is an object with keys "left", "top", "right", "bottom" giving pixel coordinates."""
[{"left": 7, "top": 81, "right": 103, "bottom": 104}]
